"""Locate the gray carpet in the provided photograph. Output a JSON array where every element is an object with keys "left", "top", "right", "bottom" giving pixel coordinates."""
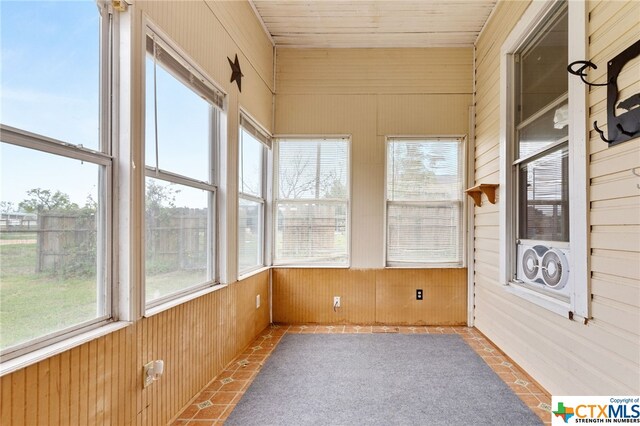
[{"left": 225, "top": 334, "right": 543, "bottom": 426}]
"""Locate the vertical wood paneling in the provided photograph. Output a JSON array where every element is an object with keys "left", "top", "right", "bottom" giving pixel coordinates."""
[
  {"left": 272, "top": 268, "right": 466, "bottom": 325},
  {"left": 376, "top": 269, "right": 467, "bottom": 324},
  {"left": 473, "top": 0, "right": 640, "bottom": 395},
  {"left": 0, "top": 270, "right": 269, "bottom": 426}
]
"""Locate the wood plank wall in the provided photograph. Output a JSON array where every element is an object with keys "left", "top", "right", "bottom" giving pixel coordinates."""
[
  {"left": 272, "top": 268, "right": 467, "bottom": 325},
  {"left": 473, "top": 0, "right": 640, "bottom": 395},
  {"left": 0, "top": 271, "right": 270, "bottom": 426}
]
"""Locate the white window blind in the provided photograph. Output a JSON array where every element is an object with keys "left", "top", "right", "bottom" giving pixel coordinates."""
[
  {"left": 145, "top": 32, "right": 224, "bottom": 109},
  {"left": 386, "top": 138, "right": 464, "bottom": 265},
  {"left": 275, "top": 138, "right": 349, "bottom": 266}
]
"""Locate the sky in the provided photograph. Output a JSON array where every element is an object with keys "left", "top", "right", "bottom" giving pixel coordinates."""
[
  {"left": 1, "top": 0, "right": 101, "bottom": 208},
  {"left": 0, "top": 0, "right": 241, "bottom": 211}
]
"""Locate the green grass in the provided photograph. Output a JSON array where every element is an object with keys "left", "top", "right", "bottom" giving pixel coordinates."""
[
  {"left": 0, "top": 231, "right": 37, "bottom": 240},
  {"left": 0, "top": 243, "right": 97, "bottom": 350},
  {"left": 145, "top": 268, "right": 207, "bottom": 303}
]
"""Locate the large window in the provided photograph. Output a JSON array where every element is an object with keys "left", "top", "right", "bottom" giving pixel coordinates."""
[
  {"left": 274, "top": 138, "right": 349, "bottom": 266},
  {"left": 512, "top": 5, "right": 570, "bottom": 299},
  {"left": 500, "top": 0, "right": 588, "bottom": 317},
  {"left": 144, "top": 29, "right": 223, "bottom": 307},
  {"left": 386, "top": 138, "right": 464, "bottom": 266},
  {"left": 238, "top": 115, "right": 270, "bottom": 275},
  {"left": 0, "top": 1, "right": 112, "bottom": 359}
]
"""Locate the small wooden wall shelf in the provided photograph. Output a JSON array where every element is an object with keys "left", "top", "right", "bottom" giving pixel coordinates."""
[{"left": 465, "top": 183, "right": 499, "bottom": 207}]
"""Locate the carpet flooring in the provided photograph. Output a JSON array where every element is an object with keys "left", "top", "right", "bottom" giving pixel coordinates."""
[{"left": 225, "top": 333, "right": 542, "bottom": 425}]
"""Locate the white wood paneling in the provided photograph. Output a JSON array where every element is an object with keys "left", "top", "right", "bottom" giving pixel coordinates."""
[
  {"left": 473, "top": 0, "right": 640, "bottom": 395},
  {"left": 253, "top": 0, "right": 497, "bottom": 48}
]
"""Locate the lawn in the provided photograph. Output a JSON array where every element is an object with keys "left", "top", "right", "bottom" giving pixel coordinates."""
[{"left": 0, "top": 242, "right": 97, "bottom": 350}]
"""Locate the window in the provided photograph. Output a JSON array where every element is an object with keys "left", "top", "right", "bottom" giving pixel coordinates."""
[
  {"left": 0, "top": 1, "right": 112, "bottom": 359},
  {"left": 500, "top": 0, "right": 588, "bottom": 317},
  {"left": 386, "top": 138, "right": 464, "bottom": 266},
  {"left": 274, "top": 138, "right": 349, "bottom": 266},
  {"left": 144, "top": 28, "right": 223, "bottom": 307},
  {"left": 238, "top": 114, "right": 270, "bottom": 275}
]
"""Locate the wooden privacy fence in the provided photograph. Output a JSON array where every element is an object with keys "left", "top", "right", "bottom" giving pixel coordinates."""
[
  {"left": 23, "top": 209, "right": 208, "bottom": 275},
  {"left": 145, "top": 208, "right": 208, "bottom": 274}
]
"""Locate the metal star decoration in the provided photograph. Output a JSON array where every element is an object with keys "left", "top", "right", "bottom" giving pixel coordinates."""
[{"left": 228, "top": 54, "right": 243, "bottom": 92}]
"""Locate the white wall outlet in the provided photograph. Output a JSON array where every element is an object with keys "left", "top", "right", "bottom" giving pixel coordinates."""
[
  {"left": 333, "top": 296, "right": 341, "bottom": 308},
  {"left": 256, "top": 294, "right": 261, "bottom": 309}
]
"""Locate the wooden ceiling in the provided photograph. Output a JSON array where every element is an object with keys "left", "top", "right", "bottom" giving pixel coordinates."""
[{"left": 251, "top": 0, "right": 497, "bottom": 48}]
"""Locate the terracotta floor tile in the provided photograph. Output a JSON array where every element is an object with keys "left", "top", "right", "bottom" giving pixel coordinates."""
[
  {"left": 210, "top": 391, "right": 238, "bottom": 405},
  {"left": 176, "top": 404, "right": 199, "bottom": 420},
  {"left": 219, "top": 403, "right": 237, "bottom": 421},
  {"left": 232, "top": 369, "right": 257, "bottom": 380},
  {"left": 203, "top": 381, "right": 222, "bottom": 392},
  {"left": 171, "top": 420, "right": 190, "bottom": 425},
  {"left": 187, "top": 421, "right": 216, "bottom": 426},
  {"left": 192, "top": 392, "right": 215, "bottom": 404},
  {"left": 219, "top": 379, "right": 248, "bottom": 392},
  {"left": 193, "top": 404, "right": 227, "bottom": 420}
]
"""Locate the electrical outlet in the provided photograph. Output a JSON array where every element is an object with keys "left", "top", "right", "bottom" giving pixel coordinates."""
[
  {"left": 333, "top": 296, "right": 341, "bottom": 308},
  {"left": 256, "top": 294, "right": 261, "bottom": 309},
  {"left": 416, "top": 289, "right": 423, "bottom": 300}
]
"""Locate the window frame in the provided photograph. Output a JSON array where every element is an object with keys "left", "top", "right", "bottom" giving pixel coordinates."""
[
  {"left": 142, "top": 23, "right": 224, "bottom": 310},
  {"left": 0, "top": 1, "right": 115, "bottom": 362},
  {"left": 237, "top": 112, "right": 271, "bottom": 276},
  {"left": 384, "top": 136, "right": 466, "bottom": 268},
  {"left": 498, "top": 0, "right": 589, "bottom": 319},
  {"left": 272, "top": 135, "right": 351, "bottom": 268}
]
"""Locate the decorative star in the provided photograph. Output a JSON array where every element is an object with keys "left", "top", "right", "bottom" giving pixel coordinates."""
[{"left": 228, "top": 54, "right": 243, "bottom": 92}]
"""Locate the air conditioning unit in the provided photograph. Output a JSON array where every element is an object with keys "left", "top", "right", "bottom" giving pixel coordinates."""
[{"left": 516, "top": 243, "right": 570, "bottom": 296}]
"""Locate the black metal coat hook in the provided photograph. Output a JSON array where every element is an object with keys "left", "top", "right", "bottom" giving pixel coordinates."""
[
  {"left": 567, "top": 60, "right": 610, "bottom": 87},
  {"left": 568, "top": 40, "right": 640, "bottom": 147}
]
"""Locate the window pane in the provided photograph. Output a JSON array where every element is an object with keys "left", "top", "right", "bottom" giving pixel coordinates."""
[
  {"left": 239, "top": 129, "right": 263, "bottom": 197},
  {"left": 517, "top": 7, "right": 568, "bottom": 124},
  {"left": 278, "top": 140, "right": 348, "bottom": 200},
  {"left": 275, "top": 203, "right": 348, "bottom": 265},
  {"left": 145, "top": 177, "right": 210, "bottom": 303},
  {"left": 0, "top": 1, "right": 100, "bottom": 149},
  {"left": 238, "top": 198, "right": 262, "bottom": 273},
  {"left": 0, "top": 143, "right": 105, "bottom": 351},
  {"left": 517, "top": 101, "right": 568, "bottom": 158},
  {"left": 145, "top": 57, "right": 212, "bottom": 182},
  {"left": 387, "top": 141, "right": 462, "bottom": 201},
  {"left": 518, "top": 145, "right": 569, "bottom": 242},
  {"left": 387, "top": 203, "right": 461, "bottom": 264}
]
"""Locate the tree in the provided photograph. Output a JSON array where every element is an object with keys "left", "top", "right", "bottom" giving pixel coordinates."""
[
  {"left": 145, "top": 180, "right": 179, "bottom": 212},
  {"left": 19, "top": 188, "right": 78, "bottom": 212},
  {"left": 0, "top": 201, "right": 15, "bottom": 215}
]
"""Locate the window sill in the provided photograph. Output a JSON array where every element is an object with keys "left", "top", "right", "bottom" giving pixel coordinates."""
[
  {"left": 0, "top": 321, "right": 131, "bottom": 377},
  {"left": 271, "top": 264, "right": 350, "bottom": 269},
  {"left": 504, "top": 281, "right": 571, "bottom": 318},
  {"left": 238, "top": 266, "right": 270, "bottom": 281},
  {"left": 385, "top": 263, "right": 464, "bottom": 269},
  {"left": 144, "top": 284, "right": 227, "bottom": 318}
]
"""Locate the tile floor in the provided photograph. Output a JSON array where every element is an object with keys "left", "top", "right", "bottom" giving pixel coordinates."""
[{"left": 171, "top": 324, "right": 552, "bottom": 425}]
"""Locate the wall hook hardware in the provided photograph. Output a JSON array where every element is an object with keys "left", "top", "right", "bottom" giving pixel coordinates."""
[
  {"left": 567, "top": 60, "right": 610, "bottom": 87},
  {"left": 568, "top": 40, "right": 640, "bottom": 147}
]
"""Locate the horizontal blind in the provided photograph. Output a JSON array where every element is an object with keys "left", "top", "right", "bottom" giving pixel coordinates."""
[
  {"left": 275, "top": 138, "right": 349, "bottom": 266},
  {"left": 146, "top": 32, "right": 224, "bottom": 109},
  {"left": 277, "top": 138, "right": 348, "bottom": 200},
  {"left": 386, "top": 138, "right": 463, "bottom": 265},
  {"left": 240, "top": 114, "right": 272, "bottom": 149}
]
